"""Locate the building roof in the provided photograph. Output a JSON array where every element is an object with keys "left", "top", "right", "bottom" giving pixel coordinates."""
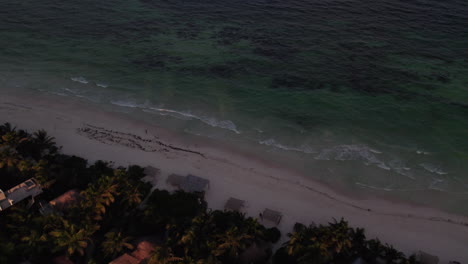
[
  {"left": 132, "top": 241, "right": 154, "bottom": 261},
  {"left": 167, "top": 174, "right": 185, "bottom": 187},
  {"left": 144, "top": 166, "right": 160, "bottom": 177},
  {"left": 109, "top": 253, "right": 139, "bottom": 264},
  {"left": 49, "top": 189, "right": 82, "bottom": 211},
  {"left": 0, "top": 178, "right": 42, "bottom": 211},
  {"left": 180, "top": 174, "right": 209, "bottom": 193},
  {"left": 262, "top": 209, "right": 282, "bottom": 225},
  {"left": 109, "top": 241, "right": 155, "bottom": 264},
  {"left": 225, "top": 197, "right": 245, "bottom": 212}
]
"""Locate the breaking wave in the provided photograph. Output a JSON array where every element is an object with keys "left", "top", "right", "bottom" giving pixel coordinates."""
[
  {"left": 259, "top": 138, "right": 316, "bottom": 154},
  {"left": 110, "top": 100, "right": 241, "bottom": 134},
  {"left": 420, "top": 163, "right": 448, "bottom": 175},
  {"left": 70, "top": 76, "right": 89, "bottom": 84},
  {"left": 315, "top": 144, "right": 385, "bottom": 165}
]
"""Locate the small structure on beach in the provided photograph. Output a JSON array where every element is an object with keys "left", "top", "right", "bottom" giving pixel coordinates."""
[
  {"left": 167, "top": 174, "right": 186, "bottom": 188},
  {"left": 261, "top": 209, "right": 282, "bottom": 225},
  {"left": 109, "top": 241, "right": 155, "bottom": 264},
  {"left": 415, "top": 251, "right": 439, "bottom": 264},
  {"left": 180, "top": 174, "right": 210, "bottom": 193},
  {"left": 0, "top": 178, "right": 42, "bottom": 211},
  {"left": 224, "top": 197, "right": 245, "bottom": 212},
  {"left": 167, "top": 174, "right": 210, "bottom": 193},
  {"left": 144, "top": 166, "right": 160, "bottom": 177}
]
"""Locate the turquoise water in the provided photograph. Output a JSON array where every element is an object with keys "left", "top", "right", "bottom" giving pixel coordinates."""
[{"left": 1, "top": 0, "right": 468, "bottom": 213}]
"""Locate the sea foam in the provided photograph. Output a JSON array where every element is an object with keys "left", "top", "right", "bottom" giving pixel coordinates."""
[
  {"left": 110, "top": 100, "right": 241, "bottom": 134},
  {"left": 259, "top": 138, "right": 316, "bottom": 154},
  {"left": 70, "top": 76, "right": 89, "bottom": 84},
  {"left": 420, "top": 163, "right": 448, "bottom": 175}
]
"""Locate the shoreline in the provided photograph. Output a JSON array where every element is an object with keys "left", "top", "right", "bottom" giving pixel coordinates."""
[{"left": 1, "top": 91, "right": 468, "bottom": 262}]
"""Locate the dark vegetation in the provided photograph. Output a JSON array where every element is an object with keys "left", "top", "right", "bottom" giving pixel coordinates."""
[{"left": 0, "top": 123, "right": 420, "bottom": 263}]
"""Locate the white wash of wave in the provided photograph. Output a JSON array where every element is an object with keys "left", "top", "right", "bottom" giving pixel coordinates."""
[
  {"left": 70, "top": 76, "right": 89, "bottom": 84},
  {"left": 147, "top": 107, "right": 241, "bottom": 134},
  {"left": 62, "top": 87, "right": 82, "bottom": 95},
  {"left": 387, "top": 159, "right": 414, "bottom": 179},
  {"left": 420, "top": 163, "right": 448, "bottom": 175},
  {"left": 259, "top": 138, "right": 316, "bottom": 154},
  {"left": 416, "top": 150, "right": 431, "bottom": 155},
  {"left": 428, "top": 178, "right": 447, "bottom": 192},
  {"left": 315, "top": 144, "right": 386, "bottom": 166},
  {"left": 355, "top": 182, "right": 428, "bottom": 192},
  {"left": 109, "top": 100, "right": 241, "bottom": 134},
  {"left": 96, "top": 83, "right": 108, "bottom": 88},
  {"left": 110, "top": 100, "right": 142, "bottom": 108},
  {"left": 56, "top": 89, "right": 100, "bottom": 103},
  {"left": 315, "top": 145, "right": 418, "bottom": 178},
  {"left": 355, "top": 182, "right": 394, "bottom": 191}
]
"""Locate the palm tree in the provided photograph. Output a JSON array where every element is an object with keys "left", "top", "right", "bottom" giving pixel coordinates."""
[
  {"left": 33, "top": 130, "right": 55, "bottom": 147},
  {"left": 381, "top": 244, "right": 405, "bottom": 263},
  {"left": 32, "top": 129, "right": 58, "bottom": 157},
  {"left": 49, "top": 220, "right": 93, "bottom": 257},
  {"left": 212, "top": 227, "right": 253, "bottom": 259},
  {"left": 121, "top": 186, "right": 142, "bottom": 209},
  {"left": 365, "top": 239, "right": 385, "bottom": 261},
  {"left": 147, "top": 246, "right": 183, "bottom": 264},
  {"left": 0, "top": 123, "right": 15, "bottom": 135},
  {"left": 81, "top": 176, "right": 119, "bottom": 221},
  {"left": 21, "top": 229, "right": 48, "bottom": 256},
  {"left": 101, "top": 231, "right": 134, "bottom": 258},
  {"left": 1, "top": 131, "right": 28, "bottom": 147},
  {"left": 0, "top": 148, "right": 21, "bottom": 169}
]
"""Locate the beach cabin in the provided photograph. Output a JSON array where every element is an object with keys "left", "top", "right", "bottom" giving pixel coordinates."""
[
  {"left": 224, "top": 197, "right": 245, "bottom": 212},
  {"left": 144, "top": 166, "right": 160, "bottom": 178},
  {"left": 180, "top": 174, "right": 210, "bottom": 193},
  {"left": 261, "top": 208, "right": 282, "bottom": 225},
  {"left": 167, "top": 174, "right": 210, "bottom": 193},
  {"left": 167, "top": 174, "right": 185, "bottom": 188},
  {"left": 0, "top": 178, "right": 42, "bottom": 211}
]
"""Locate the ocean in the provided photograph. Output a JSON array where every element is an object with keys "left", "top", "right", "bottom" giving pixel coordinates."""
[{"left": 1, "top": 0, "right": 467, "bottom": 214}]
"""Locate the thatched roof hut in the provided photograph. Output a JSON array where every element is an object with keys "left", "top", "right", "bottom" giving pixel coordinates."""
[
  {"left": 180, "top": 174, "right": 209, "bottom": 193},
  {"left": 224, "top": 197, "right": 245, "bottom": 212},
  {"left": 261, "top": 209, "right": 282, "bottom": 225},
  {"left": 167, "top": 174, "right": 185, "bottom": 188},
  {"left": 144, "top": 166, "right": 160, "bottom": 177}
]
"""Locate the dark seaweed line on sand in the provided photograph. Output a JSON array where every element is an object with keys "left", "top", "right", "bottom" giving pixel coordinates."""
[{"left": 79, "top": 123, "right": 205, "bottom": 158}]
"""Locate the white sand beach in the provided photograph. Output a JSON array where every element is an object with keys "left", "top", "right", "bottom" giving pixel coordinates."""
[{"left": 1, "top": 92, "right": 467, "bottom": 263}]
